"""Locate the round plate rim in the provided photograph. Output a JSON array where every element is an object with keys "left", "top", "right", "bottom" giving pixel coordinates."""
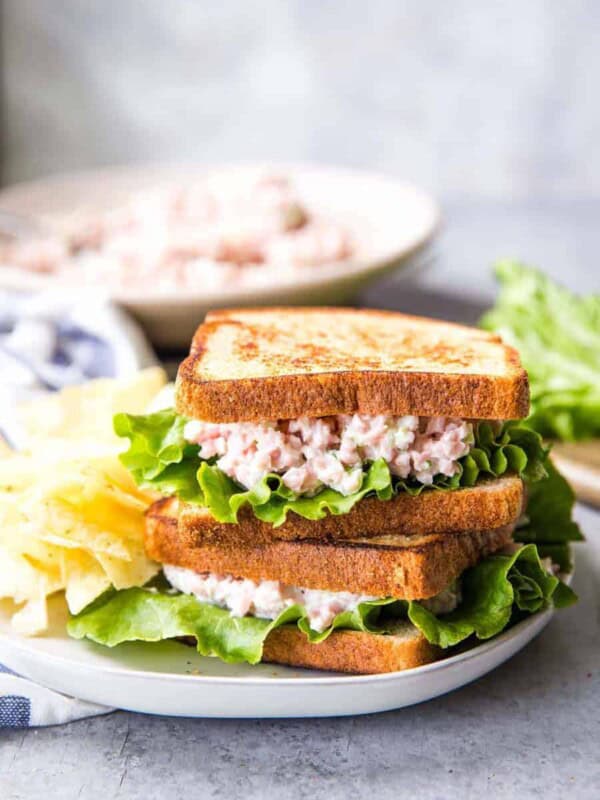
[{"left": 0, "top": 606, "right": 554, "bottom": 688}]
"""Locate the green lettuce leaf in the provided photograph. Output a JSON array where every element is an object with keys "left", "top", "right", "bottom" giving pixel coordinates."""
[
  {"left": 114, "top": 410, "right": 204, "bottom": 503},
  {"left": 68, "top": 544, "right": 574, "bottom": 663},
  {"left": 535, "top": 544, "right": 573, "bottom": 574},
  {"left": 408, "top": 544, "right": 576, "bottom": 648},
  {"left": 517, "top": 457, "right": 583, "bottom": 545},
  {"left": 67, "top": 589, "right": 400, "bottom": 664},
  {"left": 511, "top": 456, "right": 583, "bottom": 573},
  {"left": 115, "top": 411, "right": 548, "bottom": 526},
  {"left": 197, "top": 457, "right": 394, "bottom": 525},
  {"left": 481, "top": 260, "right": 600, "bottom": 441}
]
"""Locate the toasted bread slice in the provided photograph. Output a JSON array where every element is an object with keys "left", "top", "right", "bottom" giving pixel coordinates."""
[
  {"left": 262, "top": 621, "right": 440, "bottom": 674},
  {"left": 179, "top": 475, "right": 524, "bottom": 544},
  {"left": 175, "top": 307, "right": 529, "bottom": 422},
  {"left": 146, "top": 498, "right": 515, "bottom": 600},
  {"left": 182, "top": 622, "right": 440, "bottom": 675}
]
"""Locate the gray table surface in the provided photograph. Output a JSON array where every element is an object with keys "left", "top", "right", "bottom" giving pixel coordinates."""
[{"left": 1, "top": 200, "right": 599, "bottom": 800}]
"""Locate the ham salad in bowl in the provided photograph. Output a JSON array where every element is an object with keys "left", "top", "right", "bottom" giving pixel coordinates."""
[
  {"left": 0, "top": 164, "right": 440, "bottom": 345},
  {"left": 0, "top": 173, "right": 354, "bottom": 291}
]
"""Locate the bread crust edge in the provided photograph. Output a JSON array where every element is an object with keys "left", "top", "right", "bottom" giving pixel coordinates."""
[{"left": 178, "top": 475, "right": 525, "bottom": 544}]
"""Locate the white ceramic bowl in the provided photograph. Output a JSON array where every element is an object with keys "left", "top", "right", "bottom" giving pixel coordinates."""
[{"left": 0, "top": 164, "right": 440, "bottom": 347}]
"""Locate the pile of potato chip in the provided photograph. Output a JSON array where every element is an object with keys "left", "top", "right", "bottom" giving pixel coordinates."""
[{"left": 0, "top": 367, "right": 168, "bottom": 635}]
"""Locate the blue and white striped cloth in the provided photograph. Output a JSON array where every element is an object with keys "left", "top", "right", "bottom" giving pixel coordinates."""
[
  {"left": 0, "top": 664, "right": 112, "bottom": 728},
  {"left": 0, "top": 288, "right": 156, "bottom": 448},
  {"left": 0, "top": 289, "right": 156, "bottom": 727}
]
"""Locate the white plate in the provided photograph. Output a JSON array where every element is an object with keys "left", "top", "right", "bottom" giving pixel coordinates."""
[
  {"left": 0, "top": 596, "right": 554, "bottom": 718},
  {"left": 0, "top": 164, "right": 440, "bottom": 347}
]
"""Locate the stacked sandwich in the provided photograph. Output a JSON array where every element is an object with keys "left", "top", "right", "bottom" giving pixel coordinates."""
[{"left": 69, "top": 308, "right": 578, "bottom": 673}]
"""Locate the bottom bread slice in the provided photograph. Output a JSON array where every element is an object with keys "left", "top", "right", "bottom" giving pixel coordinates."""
[{"left": 262, "top": 622, "right": 439, "bottom": 674}]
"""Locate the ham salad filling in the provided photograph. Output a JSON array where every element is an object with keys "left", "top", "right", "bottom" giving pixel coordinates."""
[
  {"left": 163, "top": 565, "right": 461, "bottom": 632},
  {"left": 163, "top": 564, "right": 375, "bottom": 632},
  {"left": 184, "top": 414, "right": 476, "bottom": 496}
]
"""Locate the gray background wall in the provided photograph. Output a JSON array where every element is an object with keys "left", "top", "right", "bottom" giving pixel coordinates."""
[{"left": 1, "top": 1, "right": 599, "bottom": 294}]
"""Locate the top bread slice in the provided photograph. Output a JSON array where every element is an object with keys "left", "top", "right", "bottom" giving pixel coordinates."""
[{"left": 175, "top": 307, "right": 529, "bottom": 422}]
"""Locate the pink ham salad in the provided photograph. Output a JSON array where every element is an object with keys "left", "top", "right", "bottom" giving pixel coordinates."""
[
  {"left": 0, "top": 174, "right": 353, "bottom": 290},
  {"left": 163, "top": 565, "right": 462, "bottom": 631},
  {"left": 163, "top": 564, "right": 376, "bottom": 632},
  {"left": 184, "top": 414, "right": 476, "bottom": 496}
]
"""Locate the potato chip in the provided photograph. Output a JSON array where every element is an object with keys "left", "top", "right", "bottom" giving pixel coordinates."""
[
  {"left": 0, "top": 435, "right": 12, "bottom": 459},
  {"left": 0, "top": 370, "right": 166, "bottom": 634},
  {"left": 63, "top": 550, "right": 112, "bottom": 615},
  {"left": 12, "top": 596, "right": 49, "bottom": 637},
  {"left": 17, "top": 366, "right": 167, "bottom": 446}
]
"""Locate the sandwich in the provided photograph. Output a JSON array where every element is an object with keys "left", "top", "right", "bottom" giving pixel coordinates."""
[{"left": 68, "top": 308, "right": 580, "bottom": 673}]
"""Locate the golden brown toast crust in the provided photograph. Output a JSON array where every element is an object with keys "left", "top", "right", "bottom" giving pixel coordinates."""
[
  {"left": 182, "top": 620, "right": 440, "bottom": 674},
  {"left": 178, "top": 475, "right": 524, "bottom": 545},
  {"left": 262, "top": 623, "right": 440, "bottom": 674},
  {"left": 175, "top": 307, "right": 529, "bottom": 422},
  {"left": 145, "top": 498, "right": 515, "bottom": 600}
]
